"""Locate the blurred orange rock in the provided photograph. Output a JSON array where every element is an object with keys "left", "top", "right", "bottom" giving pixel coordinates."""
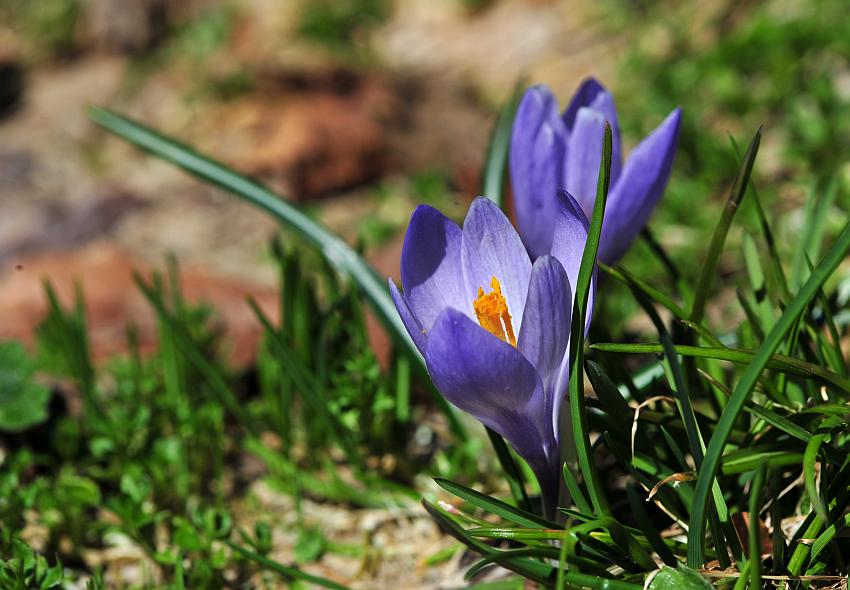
[
  {"left": 0, "top": 241, "right": 278, "bottom": 367},
  {"left": 209, "top": 69, "right": 401, "bottom": 201}
]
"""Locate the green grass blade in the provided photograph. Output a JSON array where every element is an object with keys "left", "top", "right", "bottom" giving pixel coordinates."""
[
  {"left": 481, "top": 83, "right": 522, "bottom": 208},
  {"left": 591, "top": 343, "right": 850, "bottom": 393},
  {"left": 228, "top": 541, "right": 349, "bottom": 590},
  {"left": 690, "top": 128, "right": 761, "bottom": 324},
  {"left": 433, "top": 478, "right": 556, "bottom": 529},
  {"left": 88, "top": 106, "right": 467, "bottom": 441},
  {"left": 567, "top": 123, "right": 612, "bottom": 516},
  {"left": 687, "top": 217, "right": 850, "bottom": 567}
]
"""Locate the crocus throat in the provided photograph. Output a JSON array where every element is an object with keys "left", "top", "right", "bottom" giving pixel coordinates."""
[{"left": 473, "top": 276, "right": 517, "bottom": 346}]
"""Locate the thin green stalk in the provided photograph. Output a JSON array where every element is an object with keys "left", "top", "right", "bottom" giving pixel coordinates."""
[
  {"left": 568, "top": 123, "right": 613, "bottom": 516},
  {"left": 690, "top": 128, "right": 761, "bottom": 324}
]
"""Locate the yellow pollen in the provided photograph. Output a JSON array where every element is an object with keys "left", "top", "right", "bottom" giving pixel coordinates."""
[{"left": 473, "top": 276, "right": 517, "bottom": 346}]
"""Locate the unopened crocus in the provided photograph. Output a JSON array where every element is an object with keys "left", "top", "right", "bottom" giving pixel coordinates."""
[
  {"left": 389, "top": 194, "right": 590, "bottom": 511},
  {"left": 510, "top": 78, "right": 681, "bottom": 264}
]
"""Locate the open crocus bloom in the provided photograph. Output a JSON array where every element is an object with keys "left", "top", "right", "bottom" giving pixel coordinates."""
[
  {"left": 510, "top": 78, "right": 681, "bottom": 264},
  {"left": 389, "top": 195, "right": 591, "bottom": 510}
]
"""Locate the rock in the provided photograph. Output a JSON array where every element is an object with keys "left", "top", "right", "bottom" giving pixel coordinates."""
[
  {"left": 0, "top": 241, "right": 278, "bottom": 367},
  {"left": 208, "top": 68, "right": 402, "bottom": 200}
]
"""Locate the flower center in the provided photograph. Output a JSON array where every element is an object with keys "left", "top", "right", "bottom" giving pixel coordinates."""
[{"left": 473, "top": 276, "right": 517, "bottom": 346}]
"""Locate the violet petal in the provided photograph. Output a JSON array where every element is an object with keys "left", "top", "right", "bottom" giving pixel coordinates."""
[
  {"left": 401, "top": 204, "right": 468, "bottom": 329},
  {"left": 599, "top": 108, "right": 682, "bottom": 264}
]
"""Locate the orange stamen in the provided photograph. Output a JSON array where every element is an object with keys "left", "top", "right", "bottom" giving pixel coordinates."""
[{"left": 473, "top": 276, "right": 517, "bottom": 346}]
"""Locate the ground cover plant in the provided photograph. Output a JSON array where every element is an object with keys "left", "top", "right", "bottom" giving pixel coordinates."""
[{"left": 2, "top": 1, "right": 850, "bottom": 589}]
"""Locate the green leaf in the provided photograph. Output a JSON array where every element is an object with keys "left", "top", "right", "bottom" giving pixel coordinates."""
[
  {"left": 228, "top": 541, "right": 349, "bottom": 590},
  {"left": 591, "top": 343, "right": 850, "bottom": 393},
  {"left": 88, "top": 106, "right": 467, "bottom": 442},
  {"left": 0, "top": 341, "right": 52, "bottom": 432},
  {"left": 687, "top": 214, "right": 850, "bottom": 567},
  {"left": 647, "top": 564, "right": 713, "bottom": 590}
]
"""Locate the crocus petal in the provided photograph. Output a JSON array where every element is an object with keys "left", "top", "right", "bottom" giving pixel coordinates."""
[
  {"left": 401, "top": 205, "right": 468, "bottom": 329},
  {"left": 389, "top": 279, "right": 427, "bottom": 353},
  {"left": 425, "top": 308, "right": 558, "bottom": 481},
  {"left": 565, "top": 107, "right": 608, "bottom": 218},
  {"left": 517, "top": 256, "right": 572, "bottom": 436},
  {"left": 548, "top": 191, "right": 595, "bottom": 322},
  {"left": 599, "top": 108, "right": 682, "bottom": 264},
  {"left": 509, "top": 85, "right": 569, "bottom": 260},
  {"left": 562, "top": 78, "right": 622, "bottom": 183},
  {"left": 562, "top": 78, "right": 607, "bottom": 130},
  {"left": 461, "top": 197, "right": 533, "bottom": 331}
]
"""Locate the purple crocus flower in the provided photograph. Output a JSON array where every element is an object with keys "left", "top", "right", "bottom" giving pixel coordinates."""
[
  {"left": 510, "top": 78, "right": 681, "bottom": 264},
  {"left": 389, "top": 194, "right": 590, "bottom": 511}
]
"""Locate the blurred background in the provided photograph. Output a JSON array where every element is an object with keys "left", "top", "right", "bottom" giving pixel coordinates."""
[{"left": 0, "top": 0, "right": 848, "bottom": 362}]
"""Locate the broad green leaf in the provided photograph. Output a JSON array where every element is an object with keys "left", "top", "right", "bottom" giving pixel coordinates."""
[{"left": 647, "top": 564, "right": 713, "bottom": 590}]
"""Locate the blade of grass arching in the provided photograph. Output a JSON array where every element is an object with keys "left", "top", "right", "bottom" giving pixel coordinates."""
[
  {"left": 485, "top": 428, "right": 532, "bottom": 513},
  {"left": 626, "top": 484, "right": 677, "bottom": 567},
  {"left": 228, "top": 541, "right": 349, "bottom": 590},
  {"left": 433, "top": 478, "right": 556, "bottom": 529},
  {"left": 567, "top": 123, "right": 612, "bottom": 516},
  {"left": 134, "top": 274, "right": 256, "bottom": 435},
  {"left": 88, "top": 107, "right": 467, "bottom": 442},
  {"left": 729, "top": 134, "right": 789, "bottom": 300},
  {"left": 687, "top": 218, "right": 850, "bottom": 568},
  {"left": 690, "top": 127, "right": 761, "bottom": 324},
  {"left": 591, "top": 343, "right": 850, "bottom": 393},
  {"left": 481, "top": 82, "right": 522, "bottom": 209}
]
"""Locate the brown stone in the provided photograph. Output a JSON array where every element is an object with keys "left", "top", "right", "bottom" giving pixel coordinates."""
[{"left": 0, "top": 241, "right": 278, "bottom": 367}]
